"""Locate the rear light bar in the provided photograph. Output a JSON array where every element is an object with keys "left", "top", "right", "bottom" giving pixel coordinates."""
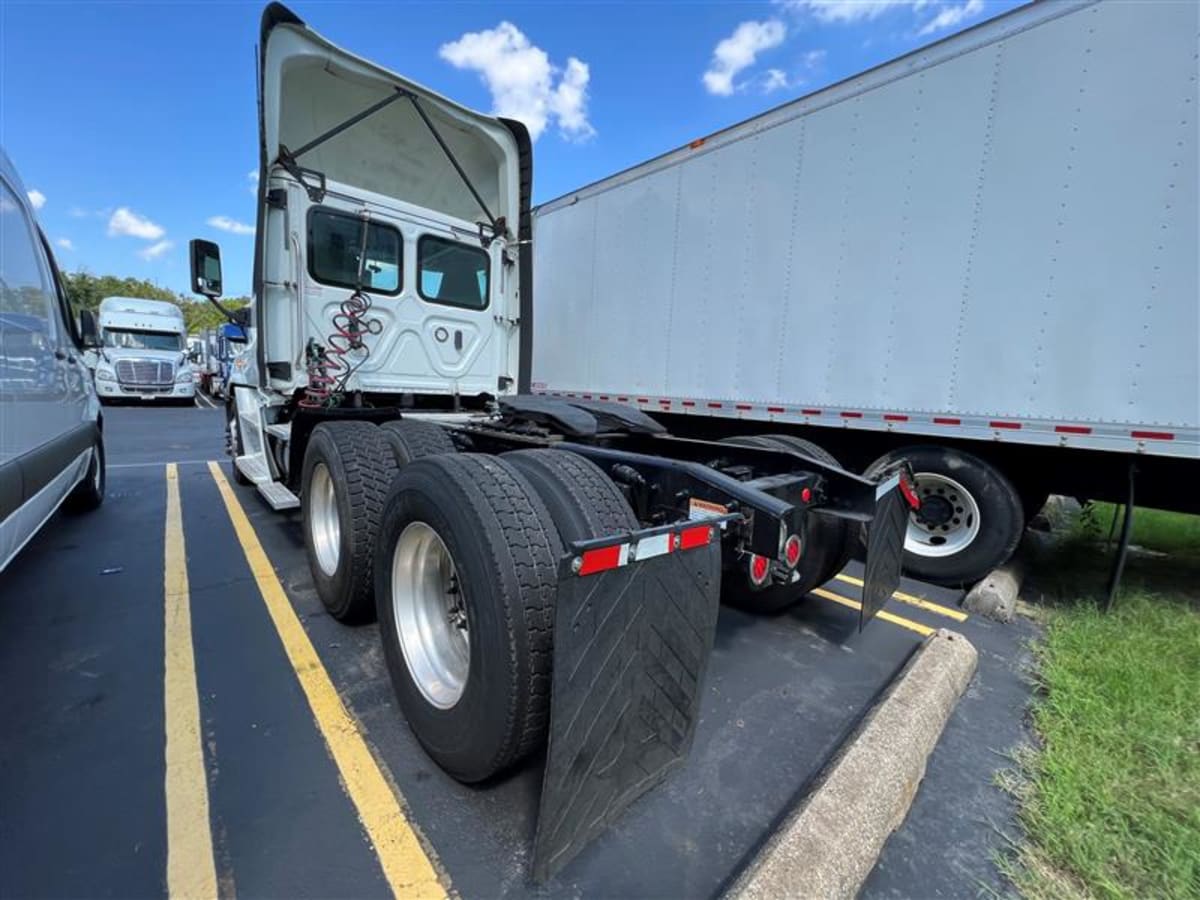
[{"left": 572, "top": 522, "right": 718, "bottom": 577}]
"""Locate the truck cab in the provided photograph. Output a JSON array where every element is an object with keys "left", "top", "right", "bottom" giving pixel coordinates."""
[{"left": 91, "top": 297, "right": 195, "bottom": 403}]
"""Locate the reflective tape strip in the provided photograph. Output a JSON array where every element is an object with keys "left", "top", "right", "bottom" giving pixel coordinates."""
[{"left": 633, "top": 532, "right": 672, "bottom": 561}]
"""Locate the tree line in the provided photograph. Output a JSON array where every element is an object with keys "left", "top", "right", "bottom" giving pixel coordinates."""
[{"left": 61, "top": 271, "right": 250, "bottom": 334}]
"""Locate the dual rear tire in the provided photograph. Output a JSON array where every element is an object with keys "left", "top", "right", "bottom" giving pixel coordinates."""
[{"left": 374, "top": 446, "right": 637, "bottom": 782}]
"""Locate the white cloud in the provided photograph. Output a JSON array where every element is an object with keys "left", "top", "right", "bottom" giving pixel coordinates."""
[
  {"left": 207, "top": 215, "right": 255, "bottom": 236},
  {"left": 779, "top": 0, "right": 920, "bottom": 24},
  {"left": 248, "top": 169, "right": 259, "bottom": 195},
  {"left": 762, "top": 68, "right": 790, "bottom": 92},
  {"left": 108, "top": 207, "right": 165, "bottom": 240},
  {"left": 68, "top": 206, "right": 88, "bottom": 218},
  {"left": 919, "top": 0, "right": 983, "bottom": 34},
  {"left": 139, "top": 239, "right": 173, "bottom": 260},
  {"left": 27, "top": 189, "right": 46, "bottom": 210},
  {"left": 760, "top": 49, "right": 827, "bottom": 92},
  {"left": 440, "top": 22, "right": 594, "bottom": 142},
  {"left": 780, "top": 0, "right": 984, "bottom": 34},
  {"left": 703, "top": 19, "right": 788, "bottom": 97},
  {"left": 56, "top": 238, "right": 74, "bottom": 251}
]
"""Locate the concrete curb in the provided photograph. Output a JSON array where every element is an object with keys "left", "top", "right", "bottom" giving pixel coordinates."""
[{"left": 728, "top": 628, "right": 978, "bottom": 900}]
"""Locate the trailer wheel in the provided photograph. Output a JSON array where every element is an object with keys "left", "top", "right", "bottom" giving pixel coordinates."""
[
  {"left": 503, "top": 449, "right": 639, "bottom": 542},
  {"left": 374, "top": 453, "right": 561, "bottom": 782},
  {"left": 301, "top": 422, "right": 397, "bottom": 623},
  {"left": 864, "top": 446, "right": 1023, "bottom": 586},
  {"left": 380, "top": 419, "right": 457, "bottom": 466}
]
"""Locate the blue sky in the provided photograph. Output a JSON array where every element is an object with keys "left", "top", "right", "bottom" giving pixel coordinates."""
[{"left": 1, "top": 0, "right": 1022, "bottom": 297}]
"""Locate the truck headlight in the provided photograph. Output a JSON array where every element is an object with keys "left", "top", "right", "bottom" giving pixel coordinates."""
[
  {"left": 95, "top": 368, "right": 115, "bottom": 382},
  {"left": 176, "top": 369, "right": 193, "bottom": 383}
]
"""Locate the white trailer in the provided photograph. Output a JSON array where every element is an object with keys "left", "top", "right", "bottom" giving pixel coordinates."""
[
  {"left": 531, "top": 0, "right": 1199, "bottom": 585},
  {"left": 91, "top": 297, "right": 195, "bottom": 404}
]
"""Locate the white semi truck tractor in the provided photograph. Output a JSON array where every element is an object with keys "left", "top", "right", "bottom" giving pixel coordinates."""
[
  {"left": 90, "top": 297, "right": 195, "bottom": 404},
  {"left": 189, "top": 3, "right": 915, "bottom": 880}
]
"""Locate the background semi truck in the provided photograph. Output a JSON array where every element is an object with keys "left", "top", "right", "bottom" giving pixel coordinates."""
[
  {"left": 531, "top": 0, "right": 1199, "bottom": 586},
  {"left": 89, "top": 297, "right": 195, "bottom": 404},
  {"left": 190, "top": 2, "right": 914, "bottom": 879}
]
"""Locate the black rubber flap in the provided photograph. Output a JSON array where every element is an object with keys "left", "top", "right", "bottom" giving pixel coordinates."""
[
  {"left": 532, "top": 531, "right": 722, "bottom": 882},
  {"left": 861, "top": 473, "right": 909, "bottom": 629}
]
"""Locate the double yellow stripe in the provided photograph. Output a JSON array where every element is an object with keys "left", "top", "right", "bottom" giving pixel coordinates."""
[
  {"left": 834, "top": 573, "right": 967, "bottom": 622},
  {"left": 811, "top": 587, "right": 936, "bottom": 637},
  {"left": 207, "top": 463, "right": 445, "bottom": 899},
  {"left": 163, "top": 463, "right": 219, "bottom": 898}
]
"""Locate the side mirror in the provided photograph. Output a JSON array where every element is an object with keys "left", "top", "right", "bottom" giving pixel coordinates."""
[
  {"left": 78, "top": 308, "right": 100, "bottom": 348},
  {"left": 190, "top": 238, "right": 223, "bottom": 298}
]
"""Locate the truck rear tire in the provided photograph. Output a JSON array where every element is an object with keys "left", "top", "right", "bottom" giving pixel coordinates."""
[
  {"left": 380, "top": 419, "right": 457, "bottom": 466},
  {"left": 502, "top": 448, "right": 638, "bottom": 542},
  {"left": 864, "top": 445, "right": 1023, "bottom": 586},
  {"left": 374, "top": 454, "right": 561, "bottom": 782},
  {"left": 301, "top": 422, "right": 397, "bottom": 624},
  {"left": 717, "top": 435, "right": 850, "bottom": 613}
]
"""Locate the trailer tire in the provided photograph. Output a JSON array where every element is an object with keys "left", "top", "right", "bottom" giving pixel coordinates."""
[
  {"left": 375, "top": 454, "right": 561, "bottom": 782},
  {"left": 716, "top": 435, "right": 847, "bottom": 613},
  {"left": 502, "top": 449, "right": 638, "bottom": 543},
  {"left": 864, "top": 446, "right": 1023, "bottom": 586},
  {"left": 380, "top": 419, "right": 457, "bottom": 466},
  {"left": 302, "top": 422, "right": 397, "bottom": 624}
]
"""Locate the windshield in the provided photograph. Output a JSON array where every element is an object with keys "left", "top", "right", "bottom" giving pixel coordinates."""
[{"left": 103, "top": 328, "right": 183, "bottom": 351}]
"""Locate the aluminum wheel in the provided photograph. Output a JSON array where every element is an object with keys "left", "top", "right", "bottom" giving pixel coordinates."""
[
  {"left": 391, "top": 521, "right": 469, "bottom": 710},
  {"left": 308, "top": 462, "right": 341, "bottom": 576},
  {"left": 905, "top": 471, "right": 981, "bottom": 558}
]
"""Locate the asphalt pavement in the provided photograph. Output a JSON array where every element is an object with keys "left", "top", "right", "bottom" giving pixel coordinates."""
[{"left": 0, "top": 402, "right": 1036, "bottom": 898}]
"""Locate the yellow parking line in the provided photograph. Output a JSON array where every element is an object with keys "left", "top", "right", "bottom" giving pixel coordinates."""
[
  {"left": 811, "top": 587, "right": 935, "bottom": 637},
  {"left": 207, "top": 462, "right": 445, "bottom": 900},
  {"left": 834, "top": 573, "right": 967, "bottom": 622},
  {"left": 163, "top": 463, "right": 219, "bottom": 899}
]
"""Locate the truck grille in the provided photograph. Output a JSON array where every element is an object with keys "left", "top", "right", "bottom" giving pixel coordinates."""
[{"left": 115, "top": 359, "right": 175, "bottom": 389}]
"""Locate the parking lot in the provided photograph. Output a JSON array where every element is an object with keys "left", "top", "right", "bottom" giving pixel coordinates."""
[{"left": 0, "top": 405, "right": 1036, "bottom": 899}]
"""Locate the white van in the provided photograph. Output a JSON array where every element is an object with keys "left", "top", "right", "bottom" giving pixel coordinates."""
[
  {"left": 91, "top": 297, "right": 195, "bottom": 403},
  {"left": 0, "top": 149, "right": 106, "bottom": 572}
]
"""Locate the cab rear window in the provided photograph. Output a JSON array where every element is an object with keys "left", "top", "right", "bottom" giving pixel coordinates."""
[
  {"left": 418, "top": 236, "right": 489, "bottom": 310},
  {"left": 307, "top": 208, "right": 401, "bottom": 295}
]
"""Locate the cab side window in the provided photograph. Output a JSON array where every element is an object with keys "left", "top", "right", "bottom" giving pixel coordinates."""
[
  {"left": 307, "top": 208, "right": 402, "bottom": 295},
  {"left": 418, "top": 236, "right": 490, "bottom": 310}
]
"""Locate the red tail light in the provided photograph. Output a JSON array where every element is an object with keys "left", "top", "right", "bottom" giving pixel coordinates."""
[
  {"left": 784, "top": 535, "right": 802, "bottom": 567},
  {"left": 749, "top": 553, "right": 770, "bottom": 586}
]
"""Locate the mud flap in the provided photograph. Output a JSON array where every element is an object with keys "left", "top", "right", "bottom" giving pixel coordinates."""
[
  {"left": 861, "top": 473, "right": 911, "bottom": 629},
  {"left": 531, "top": 520, "right": 727, "bottom": 882}
]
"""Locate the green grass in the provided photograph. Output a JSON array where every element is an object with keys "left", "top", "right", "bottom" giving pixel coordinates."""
[
  {"left": 1074, "top": 503, "right": 1200, "bottom": 559},
  {"left": 1013, "top": 508, "right": 1200, "bottom": 899},
  {"left": 1015, "top": 592, "right": 1200, "bottom": 899}
]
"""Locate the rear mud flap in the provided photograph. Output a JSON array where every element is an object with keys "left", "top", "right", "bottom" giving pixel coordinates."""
[
  {"left": 861, "top": 473, "right": 910, "bottom": 628},
  {"left": 531, "top": 522, "right": 726, "bottom": 882}
]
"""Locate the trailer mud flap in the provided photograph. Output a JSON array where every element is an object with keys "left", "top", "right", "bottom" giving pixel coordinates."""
[
  {"left": 860, "top": 473, "right": 911, "bottom": 628},
  {"left": 531, "top": 521, "right": 726, "bottom": 882}
]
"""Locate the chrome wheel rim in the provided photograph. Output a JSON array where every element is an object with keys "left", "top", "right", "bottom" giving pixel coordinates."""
[
  {"left": 309, "top": 463, "right": 341, "bottom": 576},
  {"left": 391, "top": 521, "right": 469, "bottom": 710},
  {"left": 905, "top": 472, "right": 981, "bottom": 558}
]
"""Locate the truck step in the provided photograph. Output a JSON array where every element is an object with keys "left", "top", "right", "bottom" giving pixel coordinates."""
[
  {"left": 265, "top": 422, "right": 292, "bottom": 440},
  {"left": 257, "top": 480, "right": 300, "bottom": 511},
  {"left": 235, "top": 454, "right": 271, "bottom": 485}
]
